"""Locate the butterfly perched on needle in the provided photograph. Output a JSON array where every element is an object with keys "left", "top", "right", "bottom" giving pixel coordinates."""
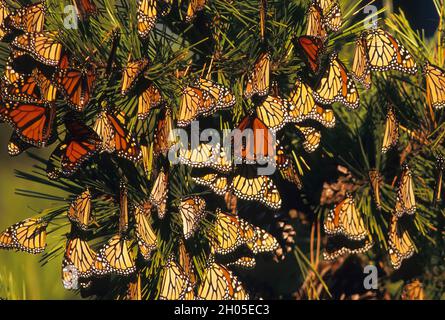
[
  {"left": 134, "top": 203, "right": 157, "bottom": 260},
  {"left": 121, "top": 58, "right": 149, "bottom": 95},
  {"left": 312, "top": 0, "right": 342, "bottom": 32},
  {"left": 395, "top": 163, "right": 416, "bottom": 217},
  {"left": 381, "top": 105, "right": 399, "bottom": 153},
  {"left": 177, "top": 77, "right": 235, "bottom": 127},
  {"left": 137, "top": 82, "right": 163, "bottom": 120},
  {"left": 313, "top": 52, "right": 360, "bottom": 109},
  {"left": 324, "top": 193, "right": 369, "bottom": 241},
  {"left": 305, "top": 3, "right": 327, "bottom": 40},
  {"left": 423, "top": 61, "right": 445, "bottom": 110},
  {"left": 0, "top": 217, "right": 48, "bottom": 254},
  {"left": 197, "top": 256, "right": 249, "bottom": 300},
  {"left": 388, "top": 213, "right": 415, "bottom": 270},
  {"left": 152, "top": 107, "right": 174, "bottom": 158},
  {"left": 179, "top": 196, "right": 207, "bottom": 239},
  {"left": 47, "top": 113, "right": 101, "bottom": 178},
  {"left": 358, "top": 28, "right": 418, "bottom": 75},
  {"left": 0, "top": 98, "right": 56, "bottom": 149},
  {"left": 368, "top": 169, "right": 383, "bottom": 210},
  {"left": 12, "top": 32, "right": 64, "bottom": 67},
  {"left": 63, "top": 236, "right": 96, "bottom": 280},
  {"left": 93, "top": 234, "right": 136, "bottom": 276},
  {"left": 178, "top": 142, "right": 232, "bottom": 173},
  {"left": 288, "top": 77, "right": 336, "bottom": 128},
  {"left": 401, "top": 279, "right": 425, "bottom": 300},
  {"left": 68, "top": 188, "right": 92, "bottom": 231},
  {"left": 5, "top": 1, "right": 46, "bottom": 33},
  {"left": 159, "top": 255, "right": 195, "bottom": 300},
  {"left": 149, "top": 168, "right": 168, "bottom": 219},
  {"left": 93, "top": 109, "right": 142, "bottom": 162},
  {"left": 137, "top": 0, "right": 172, "bottom": 38},
  {"left": 298, "top": 35, "right": 325, "bottom": 74},
  {"left": 185, "top": 0, "right": 206, "bottom": 22},
  {"left": 244, "top": 51, "right": 270, "bottom": 99}
]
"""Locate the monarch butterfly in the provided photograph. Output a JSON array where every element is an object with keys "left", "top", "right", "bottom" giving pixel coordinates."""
[
  {"left": 63, "top": 237, "right": 96, "bottom": 278},
  {"left": 211, "top": 208, "right": 250, "bottom": 255},
  {"left": 388, "top": 214, "right": 415, "bottom": 270},
  {"left": 361, "top": 28, "right": 417, "bottom": 74},
  {"left": 68, "top": 188, "right": 92, "bottom": 231},
  {"left": 0, "top": 217, "right": 47, "bottom": 254},
  {"left": 423, "top": 61, "right": 445, "bottom": 110},
  {"left": 382, "top": 105, "right": 399, "bottom": 153},
  {"left": 186, "top": 0, "right": 206, "bottom": 22},
  {"left": 46, "top": 114, "right": 101, "bottom": 177},
  {"left": 153, "top": 107, "right": 174, "bottom": 157},
  {"left": 234, "top": 115, "right": 275, "bottom": 164},
  {"left": 193, "top": 173, "right": 229, "bottom": 195},
  {"left": 242, "top": 221, "right": 279, "bottom": 254},
  {"left": 193, "top": 77, "right": 236, "bottom": 109},
  {"left": 313, "top": 0, "right": 342, "bottom": 32},
  {"left": 306, "top": 3, "right": 327, "bottom": 40},
  {"left": 226, "top": 256, "right": 256, "bottom": 269},
  {"left": 121, "top": 58, "right": 149, "bottom": 95},
  {"left": 96, "top": 111, "right": 142, "bottom": 162},
  {"left": 298, "top": 35, "right": 324, "bottom": 74},
  {"left": 179, "top": 196, "right": 207, "bottom": 239},
  {"left": 149, "top": 169, "right": 168, "bottom": 219},
  {"left": 178, "top": 241, "right": 197, "bottom": 286},
  {"left": 255, "top": 94, "right": 292, "bottom": 132},
  {"left": 177, "top": 79, "right": 235, "bottom": 127},
  {"left": 231, "top": 168, "right": 282, "bottom": 210},
  {"left": 54, "top": 66, "right": 96, "bottom": 112},
  {"left": 137, "top": 0, "right": 156, "bottom": 38},
  {"left": 368, "top": 169, "right": 382, "bottom": 209},
  {"left": 352, "top": 36, "right": 372, "bottom": 89},
  {"left": 0, "top": 0, "right": 11, "bottom": 40},
  {"left": 140, "top": 137, "right": 152, "bottom": 175},
  {"left": 137, "top": 82, "right": 163, "bottom": 120},
  {"left": 93, "top": 234, "right": 136, "bottom": 276},
  {"left": 395, "top": 164, "right": 416, "bottom": 217},
  {"left": 295, "top": 125, "right": 321, "bottom": 153},
  {"left": 6, "top": 2, "right": 46, "bottom": 33},
  {"left": 401, "top": 279, "right": 425, "bottom": 300},
  {"left": 323, "top": 236, "right": 374, "bottom": 261},
  {"left": 324, "top": 193, "right": 369, "bottom": 241},
  {"left": 313, "top": 52, "right": 360, "bottom": 109},
  {"left": 7, "top": 132, "right": 32, "bottom": 156},
  {"left": 33, "top": 69, "right": 58, "bottom": 102},
  {"left": 125, "top": 273, "right": 142, "bottom": 300},
  {"left": 134, "top": 204, "right": 157, "bottom": 260},
  {"left": 159, "top": 256, "right": 195, "bottom": 300},
  {"left": 433, "top": 157, "right": 444, "bottom": 207},
  {"left": 93, "top": 111, "right": 115, "bottom": 153},
  {"left": 289, "top": 77, "right": 333, "bottom": 127},
  {"left": 12, "top": 32, "right": 63, "bottom": 67},
  {"left": 73, "top": 0, "right": 97, "bottom": 19},
  {"left": 1, "top": 70, "right": 41, "bottom": 103},
  {"left": 178, "top": 142, "right": 232, "bottom": 173},
  {"left": 244, "top": 51, "right": 270, "bottom": 99},
  {"left": 275, "top": 146, "right": 303, "bottom": 189},
  {"left": 0, "top": 100, "right": 55, "bottom": 147},
  {"left": 197, "top": 257, "right": 249, "bottom": 300}
]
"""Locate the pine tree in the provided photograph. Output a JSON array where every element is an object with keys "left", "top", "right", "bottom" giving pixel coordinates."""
[{"left": 0, "top": 0, "right": 444, "bottom": 300}]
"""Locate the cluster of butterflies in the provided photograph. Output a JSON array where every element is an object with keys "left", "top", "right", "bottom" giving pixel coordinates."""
[
  {"left": 0, "top": 0, "right": 443, "bottom": 300},
  {"left": 0, "top": 181, "right": 280, "bottom": 300},
  {"left": 323, "top": 163, "right": 417, "bottom": 269}
]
